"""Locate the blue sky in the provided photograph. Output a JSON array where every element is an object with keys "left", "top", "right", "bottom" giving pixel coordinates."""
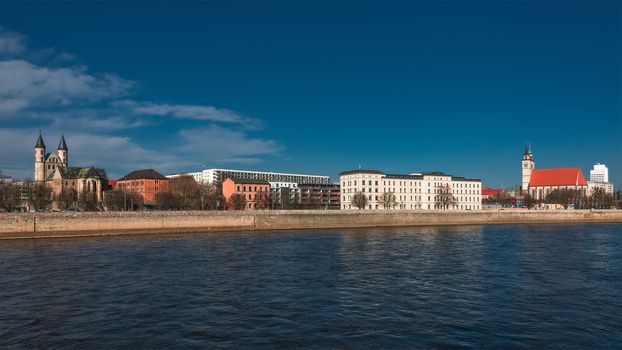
[{"left": 0, "top": 1, "right": 620, "bottom": 187}]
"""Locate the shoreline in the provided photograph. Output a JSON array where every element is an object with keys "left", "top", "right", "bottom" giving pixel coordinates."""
[{"left": 1, "top": 209, "right": 621, "bottom": 240}]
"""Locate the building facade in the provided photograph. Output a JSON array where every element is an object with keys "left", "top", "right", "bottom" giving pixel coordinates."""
[
  {"left": 298, "top": 183, "right": 341, "bottom": 209},
  {"left": 168, "top": 168, "right": 330, "bottom": 187},
  {"left": 34, "top": 133, "right": 108, "bottom": 209},
  {"left": 521, "top": 145, "right": 588, "bottom": 200},
  {"left": 590, "top": 163, "right": 609, "bottom": 182},
  {"left": 222, "top": 178, "right": 270, "bottom": 210},
  {"left": 340, "top": 170, "right": 481, "bottom": 210},
  {"left": 116, "top": 169, "right": 169, "bottom": 205}
]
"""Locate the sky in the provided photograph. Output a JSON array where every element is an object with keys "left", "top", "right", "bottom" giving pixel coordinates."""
[{"left": 0, "top": 1, "right": 620, "bottom": 187}]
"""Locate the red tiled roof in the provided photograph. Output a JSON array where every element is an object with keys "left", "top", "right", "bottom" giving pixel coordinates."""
[
  {"left": 482, "top": 186, "right": 502, "bottom": 196},
  {"left": 529, "top": 168, "right": 587, "bottom": 187}
]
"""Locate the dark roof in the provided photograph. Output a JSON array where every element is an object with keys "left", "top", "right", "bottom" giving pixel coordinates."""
[
  {"left": 46, "top": 166, "right": 108, "bottom": 181},
  {"left": 226, "top": 177, "right": 270, "bottom": 185},
  {"left": 119, "top": 169, "right": 167, "bottom": 181},
  {"left": 339, "top": 169, "right": 384, "bottom": 176},
  {"left": 58, "top": 135, "right": 68, "bottom": 150},
  {"left": 421, "top": 171, "right": 451, "bottom": 176},
  {"left": 451, "top": 176, "right": 481, "bottom": 182},
  {"left": 385, "top": 174, "right": 423, "bottom": 180},
  {"left": 35, "top": 133, "right": 45, "bottom": 149}
]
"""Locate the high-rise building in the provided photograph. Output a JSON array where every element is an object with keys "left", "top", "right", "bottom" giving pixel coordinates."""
[{"left": 590, "top": 163, "right": 609, "bottom": 183}]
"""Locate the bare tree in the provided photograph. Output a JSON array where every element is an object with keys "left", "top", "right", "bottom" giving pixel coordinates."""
[
  {"left": 228, "top": 193, "right": 247, "bottom": 210},
  {"left": 546, "top": 189, "right": 579, "bottom": 209},
  {"left": 435, "top": 184, "right": 456, "bottom": 209},
  {"left": 30, "top": 183, "right": 51, "bottom": 211},
  {"left": 378, "top": 192, "right": 397, "bottom": 209},
  {"left": 351, "top": 192, "right": 368, "bottom": 210},
  {"left": 199, "top": 183, "right": 223, "bottom": 210},
  {"left": 0, "top": 182, "right": 21, "bottom": 212},
  {"left": 156, "top": 191, "right": 182, "bottom": 210}
]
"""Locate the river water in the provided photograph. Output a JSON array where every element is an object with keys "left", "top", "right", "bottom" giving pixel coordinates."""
[{"left": 1, "top": 224, "right": 621, "bottom": 349}]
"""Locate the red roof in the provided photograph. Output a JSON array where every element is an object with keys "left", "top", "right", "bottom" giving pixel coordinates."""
[
  {"left": 482, "top": 185, "right": 502, "bottom": 196},
  {"left": 529, "top": 168, "right": 587, "bottom": 187}
]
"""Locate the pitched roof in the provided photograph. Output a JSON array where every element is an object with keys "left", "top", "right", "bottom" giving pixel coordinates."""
[
  {"left": 226, "top": 177, "right": 270, "bottom": 185},
  {"left": 46, "top": 166, "right": 108, "bottom": 180},
  {"left": 529, "top": 168, "right": 587, "bottom": 187},
  {"left": 119, "top": 169, "right": 167, "bottom": 181},
  {"left": 58, "top": 135, "right": 68, "bottom": 150},
  {"left": 35, "top": 133, "right": 46, "bottom": 149}
]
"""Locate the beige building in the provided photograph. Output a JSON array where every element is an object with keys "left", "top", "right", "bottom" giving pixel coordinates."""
[
  {"left": 340, "top": 169, "right": 481, "bottom": 210},
  {"left": 34, "top": 133, "right": 108, "bottom": 209}
]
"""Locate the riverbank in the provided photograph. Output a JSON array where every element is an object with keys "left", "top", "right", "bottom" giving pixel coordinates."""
[{"left": 1, "top": 209, "right": 621, "bottom": 239}]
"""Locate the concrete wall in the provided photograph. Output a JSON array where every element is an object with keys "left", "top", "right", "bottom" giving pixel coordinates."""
[{"left": 1, "top": 210, "right": 621, "bottom": 239}]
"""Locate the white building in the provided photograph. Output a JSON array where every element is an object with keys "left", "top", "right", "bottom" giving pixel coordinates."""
[
  {"left": 590, "top": 163, "right": 609, "bottom": 182},
  {"left": 340, "top": 169, "right": 481, "bottom": 210},
  {"left": 168, "top": 168, "right": 330, "bottom": 187},
  {"left": 587, "top": 181, "right": 614, "bottom": 195}
]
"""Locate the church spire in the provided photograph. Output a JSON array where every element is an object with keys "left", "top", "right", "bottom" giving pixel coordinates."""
[
  {"left": 58, "top": 134, "right": 68, "bottom": 151},
  {"left": 35, "top": 131, "right": 46, "bottom": 149},
  {"left": 523, "top": 143, "right": 530, "bottom": 156}
]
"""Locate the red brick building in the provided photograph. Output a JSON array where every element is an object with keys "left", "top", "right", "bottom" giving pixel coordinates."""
[
  {"left": 222, "top": 177, "right": 270, "bottom": 210},
  {"left": 116, "top": 169, "right": 169, "bottom": 205}
]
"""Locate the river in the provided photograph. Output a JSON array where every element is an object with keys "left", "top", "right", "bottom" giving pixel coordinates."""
[{"left": 1, "top": 224, "right": 620, "bottom": 348}]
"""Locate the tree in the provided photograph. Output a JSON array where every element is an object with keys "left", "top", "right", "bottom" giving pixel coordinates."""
[
  {"left": 31, "top": 183, "right": 51, "bottom": 210},
  {"left": 58, "top": 187, "right": 77, "bottom": 210},
  {"left": 169, "top": 176, "right": 203, "bottom": 210},
  {"left": 546, "top": 189, "right": 580, "bottom": 209},
  {"left": 0, "top": 182, "right": 21, "bottom": 212},
  {"left": 156, "top": 191, "right": 182, "bottom": 210},
  {"left": 351, "top": 192, "right": 368, "bottom": 210},
  {"left": 522, "top": 194, "right": 535, "bottom": 209},
  {"left": 378, "top": 192, "right": 397, "bottom": 209},
  {"left": 435, "top": 184, "right": 456, "bottom": 210},
  {"left": 228, "top": 193, "right": 247, "bottom": 210},
  {"left": 198, "top": 183, "right": 222, "bottom": 210},
  {"left": 78, "top": 187, "right": 99, "bottom": 211}
]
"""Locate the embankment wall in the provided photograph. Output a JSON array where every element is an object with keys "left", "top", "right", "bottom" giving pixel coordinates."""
[{"left": 1, "top": 210, "right": 621, "bottom": 239}]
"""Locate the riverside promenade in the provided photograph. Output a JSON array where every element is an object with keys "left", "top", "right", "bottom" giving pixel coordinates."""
[{"left": 1, "top": 210, "right": 622, "bottom": 239}]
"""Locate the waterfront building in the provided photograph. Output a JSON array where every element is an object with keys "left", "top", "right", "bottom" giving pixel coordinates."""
[
  {"left": 34, "top": 132, "right": 108, "bottom": 209},
  {"left": 521, "top": 145, "right": 588, "bottom": 200},
  {"left": 168, "top": 168, "right": 330, "bottom": 187},
  {"left": 222, "top": 178, "right": 270, "bottom": 210},
  {"left": 116, "top": 169, "right": 169, "bottom": 205},
  {"left": 587, "top": 181, "right": 614, "bottom": 195},
  {"left": 587, "top": 163, "right": 614, "bottom": 195},
  {"left": 339, "top": 170, "right": 481, "bottom": 210},
  {"left": 298, "top": 183, "right": 341, "bottom": 209}
]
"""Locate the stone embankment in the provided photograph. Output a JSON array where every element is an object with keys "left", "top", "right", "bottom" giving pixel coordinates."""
[{"left": 1, "top": 210, "right": 621, "bottom": 239}]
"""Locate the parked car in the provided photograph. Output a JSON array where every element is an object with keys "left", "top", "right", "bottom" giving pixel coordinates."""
[{"left": 64, "top": 208, "right": 80, "bottom": 212}]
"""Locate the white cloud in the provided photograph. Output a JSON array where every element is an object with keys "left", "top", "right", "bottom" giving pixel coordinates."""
[
  {"left": 0, "top": 28, "right": 26, "bottom": 56},
  {"left": 0, "top": 28, "right": 285, "bottom": 179},
  {"left": 178, "top": 126, "right": 283, "bottom": 163},
  {"left": 0, "top": 60, "right": 135, "bottom": 115},
  {"left": 114, "top": 100, "right": 264, "bottom": 129}
]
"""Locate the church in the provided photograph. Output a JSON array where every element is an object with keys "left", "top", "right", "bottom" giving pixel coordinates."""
[
  {"left": 35, "top": 132, "right": 109, "bottom": 209},
  {"left": 521, "top": 145, "right": 588, "bottom": 200}
]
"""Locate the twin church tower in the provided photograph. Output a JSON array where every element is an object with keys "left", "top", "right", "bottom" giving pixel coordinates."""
[{"left": 34, "top": 132, "right": 68, "bottom": 183}]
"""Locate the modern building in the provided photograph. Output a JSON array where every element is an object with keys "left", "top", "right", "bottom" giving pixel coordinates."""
[
  {"left": 339, "top": 169, "right": 481, "bottom": 210},
  {"left": 521, "top": 145, "right": 588, "bottom": 200},
  {"left": 590, "top": 163, "right": 609, "bottom": 183},
  {"left": 222, "top": 178, "right": 270, "bottom": 210},
  {"left": 298, "top": 183, "right": 341, "bottom": 209},
  {"left": 168, "top": 168, "right": 330, "bottom": 187},
  {"left": 116, "top": 169, "right": 169, "bottom": 205},
  {"left": 587, "top": 163, "right": 614, "bottom": 195},
  {"left": 34, "top": 132, "right": 108, "bottom": 209}
]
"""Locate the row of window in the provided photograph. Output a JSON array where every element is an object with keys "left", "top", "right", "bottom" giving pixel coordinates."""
[
  {"left": 342, "top": 204, "right": 481, "bottom": 210},
  {"left": 343, "top": 180, "right": 480, "bottom": 188}
]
